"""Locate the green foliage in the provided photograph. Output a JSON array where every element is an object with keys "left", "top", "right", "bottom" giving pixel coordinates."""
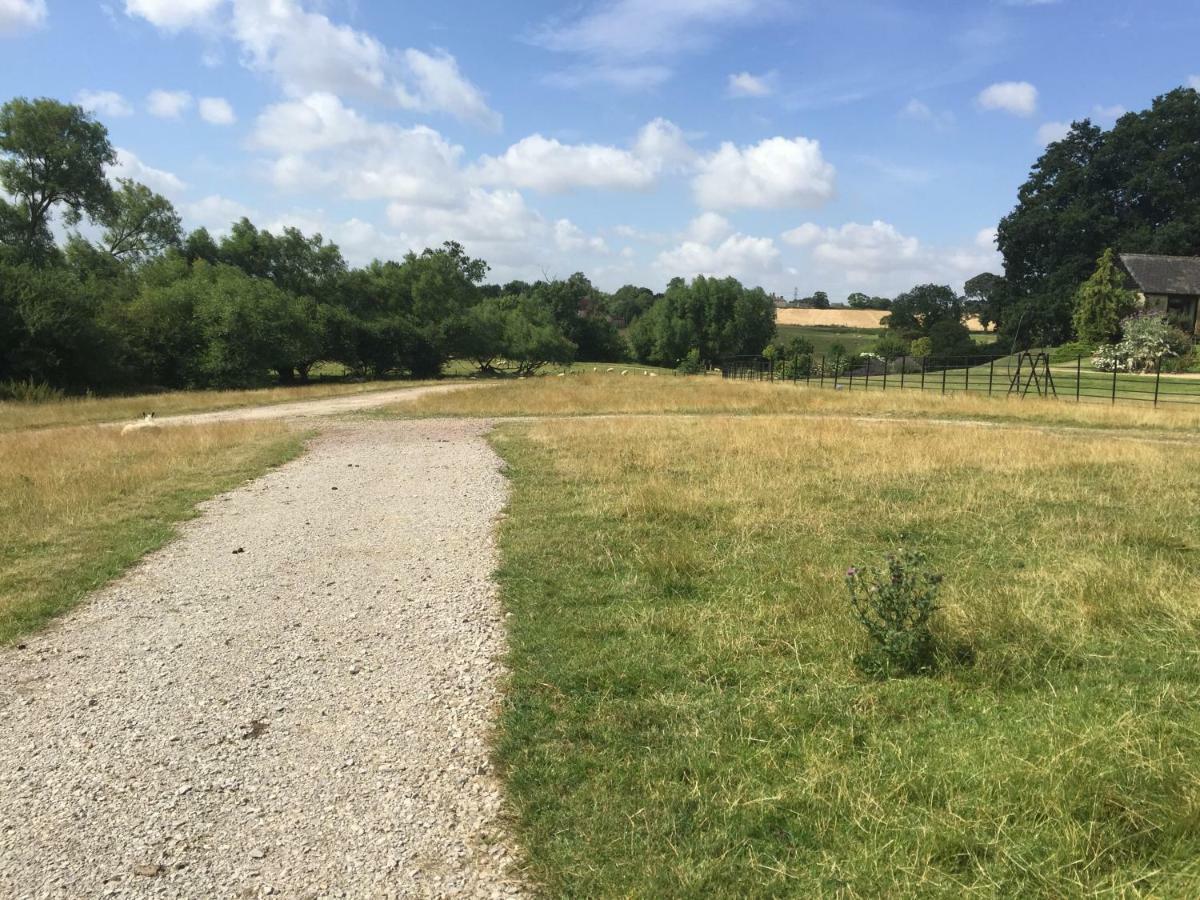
[
  {"left": 963, "top": 272, "right": 1006, "bottom": 330},
  {"left": 998, "top": 87, "right": 1200, "bottom": 344},
  {"left": 676, "top": 348, "right": 705, "bottom": 375},
  {"left": 98, "top": 179, "right": 182, "bottom": 263},
  {"left": 909, "top": 336, "right": 932, "bottom": 358},
  {"left": 457, "top": 296, "right": 575, "bottom": 375},
  {"left": 1048, "top": 340, "right": 1096, "bottom": 363},
  {"left": 872, "top": 332, "right": 910, "bottom": 359},
  {"left": 884, "top": 284, "right": 964, "bottom": 339},
  {"left": 1072, "top": 249, "right": 1136, "bottom": 344},
  {"left": 847, "top": 291, "right": 891, "bottom": 309},
  {"left": 1092, "top": 313, "right": 1192, "bottom": 373},
  {"left": 0, "top": 378, "right": 63, "bottom": 402},
  {"left": 846, "top": 549, "right": 942, "bottom": 678}
]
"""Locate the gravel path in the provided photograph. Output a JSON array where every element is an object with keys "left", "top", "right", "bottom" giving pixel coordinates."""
[{"left": 0, "top": 418, "right": 526, "bottom": 898}]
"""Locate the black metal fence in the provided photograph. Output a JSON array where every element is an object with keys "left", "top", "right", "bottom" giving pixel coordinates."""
[{"left": 719, "top": 352, "right": 1200, "bottom": 409}]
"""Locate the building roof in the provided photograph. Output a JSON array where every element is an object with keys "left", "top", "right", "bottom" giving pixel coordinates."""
[{"left": 1120, "top": 253, "right": 1200, "bottom": 296}]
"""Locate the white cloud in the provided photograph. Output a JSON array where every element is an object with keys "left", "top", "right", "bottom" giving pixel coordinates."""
[
  {"left": 1092, "top": 104, "right": 1125, "bottom": 121},
  {"left": 124, "top": 0, "right": 222, "bottom": 31},
  {"left": 109, "top": 148, "right": 187, "bottom": 196},
  {"left": 781, "top": 219, "right": 1001, "bottom": 296},
  {"left": 0, "top": 0, "right": 47, "bottom": 35},
  {"left": 198, "top": 96, "right": 236, "bottom": 125},
  {"left": 977, "top": 81, "right": 1038, "bottom": 116},
  {"left": 1190, "top": 76, "right": 1200, "bottom": 91},
  {"left": 727, "top": 71, "right": 774, "bottom": 98},
  {"left": 684, "top": 212, "right": 732, "bottom": 244},
  {"left": 76, "top": 90, "right": 133, "bottom": 118},
  {"left": 1036, "top": 120, "right": 1070, "bottom": 145},
  {"left": 554, "top": 219, "right": 608, "bottom": 254},
  {"left": 398, "top": 49, "right": 501, "bottom": 131},
  {"left": 900, "top": 98, "right": 955, "bottom": 131},
  {"left": 473, "top": 118, "right": 692, "bottom": 193},
  {"left": 183, "top": 194, "right": 256, "bottom": 233},
  {"left": 656, "top": 232, "right": 780, "bottom": 279},
  {"left": 692, "top": 136, "right": 836, "bottom": 210},
  {"left": 533, "top": 0, "right": 769, "bottom": 87},
  {"left": 147, "top": 89, "right": 193, "bottom": 118}
]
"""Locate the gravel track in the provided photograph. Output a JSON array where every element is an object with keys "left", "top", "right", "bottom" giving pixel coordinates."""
[{"left": 0, "top": 418, "right": 526, "bottom": 898}]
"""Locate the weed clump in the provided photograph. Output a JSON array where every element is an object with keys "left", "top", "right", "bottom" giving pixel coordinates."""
[{"left": 846, "top": 548, "right": 942, "bottom": 678}]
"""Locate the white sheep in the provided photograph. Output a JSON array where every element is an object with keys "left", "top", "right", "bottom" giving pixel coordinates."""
[
  {"left": 121, "top": 412, "right": 160, "bottom": 436},
  {"left": 606, "top": 367, "right": 615, "bottom": 372},
  {"left": 649, "top": 373, "right": 658, "bottom": 377},
  {"left": 621, "top": 369, "right": 629, "bottom": 375},
  {"left": 557, "top": 372, "right": 566, "bottom": 377}
]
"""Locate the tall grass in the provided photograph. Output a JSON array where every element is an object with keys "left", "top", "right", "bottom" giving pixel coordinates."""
[
  {"left": 0, "top": 379, "right": 435, "bottom": 433},
  {"left": 0, "top": 422, "right": 303, "bottom": 642},
  {"left": 389, "top": 372, "right": 1200, "bottom": 433},
  {"left": 493, "top": 414, "right": 1200, "bottom": 896}
]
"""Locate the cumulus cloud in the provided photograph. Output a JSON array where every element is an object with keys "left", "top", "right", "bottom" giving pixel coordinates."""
[
  {"left": 900, "top": 98, "right": 955, "bottom": 131},
  {"left": 977, "top": 81, "right": 1038, "bottom": 116},
  {"left": 183, "top": 194, "right": 257, "bottom": 233},
  {"left": 684, "top": 212, "right": 732, "bottom": 244},
  {"left": 198, "top": 96, "right": 236, "bottom": 125},
  {"left": 554, "top": 219, "right": 608, "bottom": 254},
  {"left": 655, "top": 232, "right": 780, "bottom": 279},
  {"left": 109, "top": 148, "right": 187, "bottom": 196},
  {"left": 397, "top": 49, "right": 501, "bottom": 131},
  {"left": 1036, "top": 120, "right": 1071, "bottom": 145},
  {"left": 147, "top": 89, "right": 193, "bottom": 118},
  {"left": 124, "top": 0, "right": 222, "bottom": 30},
  {"left": 782, "top": 219, "right": 1001, "bottom": 295},
  {"left": 0, "top": 0, "right": 47, "bottom": 35},
  {"left": 692, "top": 136, "right": 836, "bottom": 210},
  {"left": 77, "top": 90, "right": 133, "bottom": 118},
  {"left": 727, "top": 71, "right": 774, "bottom": 98},
  {"left": 473, "top": 118, "right": 692, "bottom": 193}
]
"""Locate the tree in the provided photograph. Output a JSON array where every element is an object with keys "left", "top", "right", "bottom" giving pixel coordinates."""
[
  {"left": 1072, "top": 248, "right": 1136, "bottom": 344},
  {"left": 808, "top": 290, "right": 830, "bottom": 309},
  {"left": 997, "top": 87, "right": 1200, "bottom": 345},
  {"left": 99, "top": 179, "right": 182, "bottom": 263},
  {"left": 883, "top": 284, "right": 964, "bottom": 339},
  {"left": 963, "top": 272, "right": 1006, "bottom": 331},
  {"left": 0, "top": 98, "right": 115, "bottom": 263}
]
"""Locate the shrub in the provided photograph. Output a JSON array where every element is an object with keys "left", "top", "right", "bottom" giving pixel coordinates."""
[
  {"left": 1092, "top": 313, "right": 1190, "bottom": 373},
  {"left": 1049, "top": 340, "right": 1096, "bottom": 364},
  {"left": 846, "top": 548, "right": 942, "bottom": 678},
  {"left": 873, "top": 332, "right": 910, "bottom": 359},
  {"left": 0, "top": 378, "right": 64, "bottom": 403},
  {"left": 909, "top": 337, "right": 932, "bottom": 358},
  {"left": 677, "top": 348, "right": 705, "bottom": 375}
]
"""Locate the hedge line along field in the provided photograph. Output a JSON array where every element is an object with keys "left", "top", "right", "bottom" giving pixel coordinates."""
[
  {"left": 490, "top": 413, "right": 1200, "bottom": 897},
  {"left": 386, "top": 373, "right": 1200, "bottom": 434},
  {"left": 0, "top": 421, "right": 304, "bottom": 643}
]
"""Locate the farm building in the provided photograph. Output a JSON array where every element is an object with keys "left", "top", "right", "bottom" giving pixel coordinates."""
[{"left": 1120, "top": 253, "right": 1200, "bottom": 335}]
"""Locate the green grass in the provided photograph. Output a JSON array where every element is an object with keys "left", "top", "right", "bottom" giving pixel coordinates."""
[
  {"left": 492, "top": 414, "right": 1200, "bottom": 897},
  {"left": 0, "top": 422, "right": 305, "bottom": 643},
  {"left": 776, "top": 325, "right": 885, "bottom": 359}
]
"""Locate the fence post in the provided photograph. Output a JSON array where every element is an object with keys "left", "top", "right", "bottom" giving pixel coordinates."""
[
  {"left": 849, "top": 363, "right": 855, "bottom": 391},
  {"left": 833, "top": 357, "right": 840, "bottom": 390},
  {"left": 900, "top": 356, "right": 907, "bottom": 391},
  {"left": 921, "top": 356, "right": 927, "bottom": 391},
  {"left": 1154, "top": 358, "right": 1162, "bottom": 408},
  {"left": 988, "top": 358, "right": 994, "bottom": 396},
  {"left": 769, "top": 358, "right": 775, "bottom": 383},
  {"left": 1076, "top": 355, "right": 1081, "bottom": 403},
  {"left": 882, "top": 358, "right": 889, "bottom": 392},
  {"left": 964, "top": 357, "right": 970, "bottom": 394},
  {"left": 820, "top": 355, "right": 826, "bottom": 388},
  {"left": 865, "top": 358, "right": 871, "bottom": 392},
  {"left": 941, "top": 364, "right": 947, "bottom": 395},
  {"left": 1111, "top": 365, "right": 1117, "bottom": 405}
]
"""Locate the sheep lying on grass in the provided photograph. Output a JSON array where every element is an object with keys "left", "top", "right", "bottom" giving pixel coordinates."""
[{"left": 121, "top": 412, "right": 160, "bottom": 436}]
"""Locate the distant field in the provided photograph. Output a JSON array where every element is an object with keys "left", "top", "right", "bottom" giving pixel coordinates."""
[
  {"left": 775, "top": 324, "right": 884, "bottom": 358},
  {"left": 493, "top": 411, "right": 1200, "bottom": 896},
  {"left": 777, "top": 307, "right": 991, "bottom": 332}
]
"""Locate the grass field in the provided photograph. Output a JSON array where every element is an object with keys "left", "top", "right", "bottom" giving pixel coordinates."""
[
  {"left": 490, "top": 410, "right": 1200, "bottom": 896},
  {"left": 386, "top": 373, "right": 1200, "bottom": 433},
  {"left": 0, "top": 379, "right": 431, "bottom": 433},
  {"left": 775, "top": 324, "right": 885, "bottom": 359},
  {"left": 0, "top": 421, "right": 304, "bottom": 643}
]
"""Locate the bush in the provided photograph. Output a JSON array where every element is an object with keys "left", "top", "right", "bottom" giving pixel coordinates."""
[
  {"left": 846, "top": 548, "right": 942, "bottom": 678},
  {"left": 1049, "top": 340, "right": 1096, "bottom": 364},
  {"left": 1092, "top": 313, "right": 1191, "bottom": 373},
  {"left": 909, "top": 337, "right": 932, "bottom": 358},
  {"left": 873, "top": 332, "right": 910, "bottom": 359},
  {"left": 677, "top": 349, "right": 705, "bottom": 375},
  {"left": 0, "top": 378, "right": 64, "bottom": 402}
]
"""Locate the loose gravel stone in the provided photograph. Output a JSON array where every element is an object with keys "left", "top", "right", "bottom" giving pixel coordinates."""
[{"left": 0, "top": 417, "right": 527, "bottom": 898}]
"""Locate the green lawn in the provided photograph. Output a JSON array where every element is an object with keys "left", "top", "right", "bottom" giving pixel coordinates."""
[
  {"left": 492, "top": 413, "right": 1200, "bottom": 897},
  {"left": 776, "top": 325, "right": 884, "bottom": 359}
]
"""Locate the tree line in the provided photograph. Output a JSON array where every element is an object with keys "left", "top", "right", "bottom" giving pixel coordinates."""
[{"left": 0, "top": 97, "right": 775, "bottom": 394}]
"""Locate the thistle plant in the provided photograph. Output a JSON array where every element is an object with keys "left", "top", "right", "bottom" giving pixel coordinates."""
[{"left": 846, "top": 548, "right": 942, "bottom": 678}]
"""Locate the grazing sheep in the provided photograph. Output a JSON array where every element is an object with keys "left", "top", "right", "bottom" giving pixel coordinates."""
[
  {"left": 121, "top": 412, "right": 160, "bottom": 436},
  {"left": 649, "top": 373, "right": 658, "bottom": 377},
  {"left": 606, "top": 367, "right": 615, "bottom": 372},
  {"left": 621, "top": 369, "right": 629, "bottom": 375},
  {"left": 557, "top": 372, "right": 566, "bottom": 377}
]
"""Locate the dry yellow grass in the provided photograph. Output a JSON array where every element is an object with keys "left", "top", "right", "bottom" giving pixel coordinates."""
[
  {"left": 0, "top": 380, "right": 433, "bottom": 433},
  {"left": 0, "top": 421, "right": 304, "bottom": 641},
  {"left": 388, "top": 373, "right": 1200, "bottom": 434},
  {"left": 776, "top": 307, "right": 989, "bottom": 331}
]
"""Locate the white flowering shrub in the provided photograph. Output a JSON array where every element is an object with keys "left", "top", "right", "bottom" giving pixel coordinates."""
[{"left": 1091, "top": 314, "right": 1189, "bottom": 373}]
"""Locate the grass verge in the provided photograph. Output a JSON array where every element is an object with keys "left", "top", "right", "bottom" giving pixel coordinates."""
[
  {"left": 0, "top": 421, "right": 304, "bottom": 643},
  {"left": 0, "top": 379, "right": 437, "bottom": 433},
  {"left": 492, "top": 415, "right": 1200, "bottom": 897},
  {"left": 385, "top": 373, "right": 1200, "bottom": 434}
]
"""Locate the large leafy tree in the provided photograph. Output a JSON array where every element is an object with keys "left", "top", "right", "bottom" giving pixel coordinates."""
[
  {"left": 997, "top": 87, "right": 1200, "bottom": 345},
  {"left": 1072, "top": 248, "right": 1136, "bottom": 344},
  {"left": 0, "top": 98, "right": 115, "bottom": 263},
  {"left": 99, "top": 179, "right": 182, "bottom": 263}
]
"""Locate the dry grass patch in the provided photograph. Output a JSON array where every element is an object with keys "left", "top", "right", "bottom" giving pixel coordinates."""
[
  {"left": 0, "top": 380, "right": 434, "bottom": 433},
  {"left": 389, "top": 372, "right": 1200, "bottom": 434},
  {"left": 493, "top": 414, "right": 1200, "bottom": 897},
  {"left": 0, "top": 421, "right": 303, "bottom": 642}
]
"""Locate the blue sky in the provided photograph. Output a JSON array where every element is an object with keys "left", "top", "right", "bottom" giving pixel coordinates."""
[{"left": 2, "top": 0, "right": 1198, "bottom": 299}]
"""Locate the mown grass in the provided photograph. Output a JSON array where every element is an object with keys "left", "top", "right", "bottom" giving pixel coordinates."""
[
  {"left": 492, "top": 415, "right": 1200, "bottom": 897},
  {"left": 387, "top": 373, "right": 1200, "bottom": 434},
  {"left": 0, "top": 379, "right": 434, "bottom": 433},
  {"left": 0, "top": 422, "right": 304, "bottom": 643}
]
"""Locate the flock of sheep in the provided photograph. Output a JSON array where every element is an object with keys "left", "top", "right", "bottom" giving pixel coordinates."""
[{"left": 554, "top": 368, "right": 659, "bottom": 377}]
